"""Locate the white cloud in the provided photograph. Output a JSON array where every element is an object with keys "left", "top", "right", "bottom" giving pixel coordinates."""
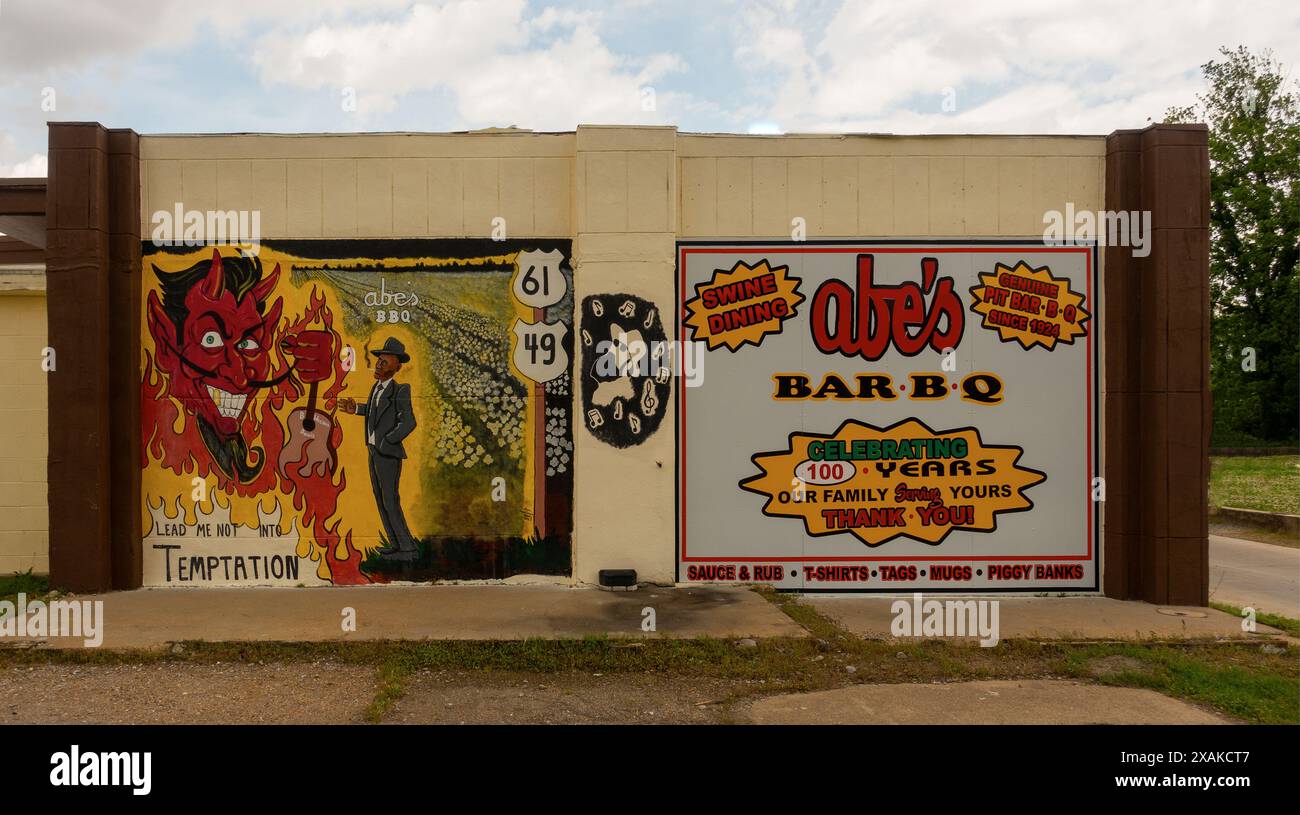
[
  {"left": 1, "top": 0, "right": 1298, "bottom": 151},
  {"left": 738, "top": 0, "right": 1300, "bottom": 134},
  {"left": 0, "top": 0, "right": 692, "bottom": 169},
  {"left": 0, "top": 0, "right": 412, "bottom": 76},
  {"left": 3, "top": 154, "right": 48, "bottom": 177},
  {"left": 248, "top": 0, "right": 687, "bottom": 127},
  {"left": 0, "top": 131, "right": 48, "bottom": 177}
]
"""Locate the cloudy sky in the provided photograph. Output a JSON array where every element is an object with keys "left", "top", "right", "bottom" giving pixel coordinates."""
[{"left": 2, "top": 0, "right": 1299, "bottom": 176}]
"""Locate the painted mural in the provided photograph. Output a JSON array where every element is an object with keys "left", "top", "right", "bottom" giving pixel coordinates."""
[
  {"left": 140, "top": 239, "right": 574, "bottom": 586},
  {"left": 579, "top": 293, "right": 671, "bottom": 448}
]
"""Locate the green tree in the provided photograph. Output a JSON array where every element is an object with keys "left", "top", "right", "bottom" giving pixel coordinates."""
[{"left": 1167, "top": 46, "right": 1299, "bottom": 444}]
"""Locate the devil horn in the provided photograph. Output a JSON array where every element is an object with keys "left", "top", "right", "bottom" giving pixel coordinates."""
[
  {"left": 202, "top": 249, "right": 224, "bottom": 299},
  {"left": 250, "top": 263, "right": 281, "bottom": 304}
]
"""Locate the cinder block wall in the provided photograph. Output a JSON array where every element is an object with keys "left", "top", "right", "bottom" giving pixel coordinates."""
[
  {"left": 570, "top": 127, "right": 679, "bottom": 584},
  {"left": 678, "top": 134, "right": 1104, "bottom": 237},
  {"left": 139, "top": 132, "right": 576, "bottom": 239},
  {"left": 135, "top": 127, "right": 1108, "bottom": 587},
  {"left": 0, "top": 286, "right": 49, "bottom": 574}
]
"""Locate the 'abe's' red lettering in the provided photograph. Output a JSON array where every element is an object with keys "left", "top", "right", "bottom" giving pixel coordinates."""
[{"left": 809, "top": 254, "right": 964, "bottom": 360}]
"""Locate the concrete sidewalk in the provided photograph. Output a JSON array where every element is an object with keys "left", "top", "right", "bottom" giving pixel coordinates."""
[
  {"left": 6, "top": 585, "right": 1289, "bottom": 650},
  {"left": 807, "top": 595, "right": 1287, "bottom": 640},
  {"left": 23, "top": 584, "right": 807, "bottom": 649},
  {"left": 748, "top": 680, "right": 1226, "bottom": 724}
]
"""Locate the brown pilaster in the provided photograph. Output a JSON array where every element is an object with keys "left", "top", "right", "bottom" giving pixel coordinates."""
[
  {"left": 1103, "top": 123, "right": 1210, "bottom": 604},
  {"left": 107, "top": 129, "right": 143, "bottom": 589},
  {"left": 46, "top": 123, "right": 112, "bottom": 592},
  {"left": 1102, "top": 130, "right": 1142, "bottom": 599},
  {"left": 46, "top": 122, "right": 140, "bottom": 592}
]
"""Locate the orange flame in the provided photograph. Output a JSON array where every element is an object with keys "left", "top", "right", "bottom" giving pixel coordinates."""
[{"left": 141, "top": 286, "right": 370, "bottom": 584}]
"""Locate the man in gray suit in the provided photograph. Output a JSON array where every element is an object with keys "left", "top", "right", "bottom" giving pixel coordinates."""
[{"left": 338, "top": 337, "right": 419, "bottom": 561}]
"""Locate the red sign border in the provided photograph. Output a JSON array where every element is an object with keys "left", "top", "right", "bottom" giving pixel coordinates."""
[{"left": 675, "top": 241, "right": 1098, "bottom": 581}]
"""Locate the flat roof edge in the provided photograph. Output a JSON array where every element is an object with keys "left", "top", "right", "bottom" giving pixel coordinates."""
[{"left": 135, "top": 129, "right": 1112, "bottom": 140}]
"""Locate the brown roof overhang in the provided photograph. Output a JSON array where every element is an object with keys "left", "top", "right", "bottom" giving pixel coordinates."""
[{"left": 0, "top": 177, "right": 47, "bottom": 250}]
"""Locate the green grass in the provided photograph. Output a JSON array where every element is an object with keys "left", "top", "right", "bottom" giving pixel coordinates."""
[
  {"left": 761, "top": 588, "right": 1299, "bottom": 724},
  {"left": 1209, "top": 455, "right": 1300, "bottom": 514},
  {"left": 0, "top": 570, "right": 48, "bottom": 608},
  {"left": 367, "top": 660, "right": 412, "bottom": 723},
  {"left": 1211, "top": 427, "right": 1297, "bottom": 448},
  {"left": 1209, "top": 601, "right": 1300, "bottom": 637},
  {"left": 1058, "top": 643, "right": 1299, "bottom": 724}
]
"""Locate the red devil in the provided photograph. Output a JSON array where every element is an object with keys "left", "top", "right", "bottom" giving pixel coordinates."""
[{"left": 146, "top": 249, "right": 332, "bottom": 483}]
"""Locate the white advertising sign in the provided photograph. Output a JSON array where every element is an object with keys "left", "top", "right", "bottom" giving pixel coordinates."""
[{"left": 676, "top": 240, "right": 1099, "bottom": 592}]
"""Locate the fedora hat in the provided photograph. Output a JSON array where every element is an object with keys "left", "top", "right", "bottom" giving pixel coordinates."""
[{"left": 369, "top": 336, "right": 410, "bottom": 363}]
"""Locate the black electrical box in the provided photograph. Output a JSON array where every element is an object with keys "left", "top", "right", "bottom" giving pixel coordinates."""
[{"left": 598, "top": 569, "right": 637, "bottom": 588}]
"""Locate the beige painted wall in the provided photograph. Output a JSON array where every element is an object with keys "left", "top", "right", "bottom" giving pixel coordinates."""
[
  {"left": 0, "top": 279, "right": 48, "bottom": 575},
  {"left": 140, "top": 132, "right": 576, "bottom": 239},
  {"left": 138, "top": 127, "right": 1106, "bottom": 586},
  {"left": 571, "top": 127, "right": 678, "bottom": 584},
  {"left": 678, "top": 134, "right": 1104, "bottom": 237}
]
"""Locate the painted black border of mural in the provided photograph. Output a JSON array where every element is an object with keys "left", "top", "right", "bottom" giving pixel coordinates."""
[
  {"left": 144, "top": 237, "right": 573, "bottom": 261},
  {"left": 673, "top": 238, "right": 1100, "bottom": 594}
]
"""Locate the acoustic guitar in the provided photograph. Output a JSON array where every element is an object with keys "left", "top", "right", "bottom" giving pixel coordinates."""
[{"left": 278, "top": 329, "right": 339, "bottom": 479}]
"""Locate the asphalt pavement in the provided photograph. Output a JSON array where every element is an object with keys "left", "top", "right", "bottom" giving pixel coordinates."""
[{"left": 1209, "top": 534, "right": 1300, "bottom": 619}]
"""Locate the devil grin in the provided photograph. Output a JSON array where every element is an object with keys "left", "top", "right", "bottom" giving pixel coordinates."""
[
  {"left": 192, "top": 376, "right": 268, "bottom": 482},
  {"left": 205, "top": 384, "right": 251, "bottom": 421}
]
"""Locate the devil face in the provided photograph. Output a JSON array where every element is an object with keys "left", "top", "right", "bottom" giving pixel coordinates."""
[
  {"left": 172, "top": 282, "right": 277, "bottom": 436},
  {"left": 147, "top": 250, "right": 284, "bottom": 440}
]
